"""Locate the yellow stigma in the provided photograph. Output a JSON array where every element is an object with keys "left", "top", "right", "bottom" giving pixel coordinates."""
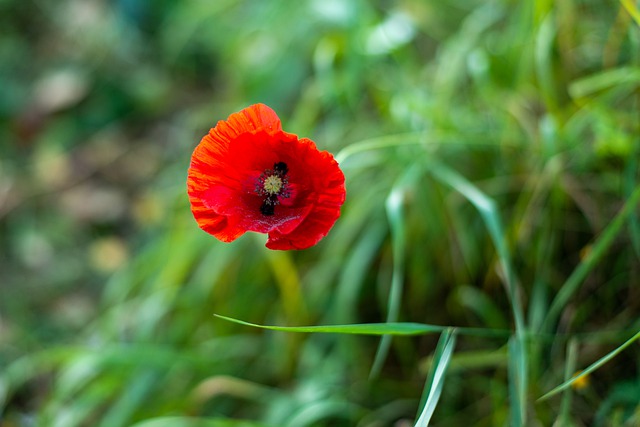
[{"left": 263, "top": 175, "right": 283, "bottom": 194}]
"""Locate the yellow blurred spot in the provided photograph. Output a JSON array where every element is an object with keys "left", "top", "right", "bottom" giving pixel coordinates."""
[
  {"left": 33, "top": 146, "right": 72, "bottom": 189},
  {"left": 89, "top": 236, "right": 128, "bottom": 273},
  {"left": 191, "top": 375, "right": 265, "bottom": 403},
  {"left": 571, "top": 370, "right": 590, "bottom": 391},
  {"left": 132, "top": 192, "right": 163, "bottom": 226}
]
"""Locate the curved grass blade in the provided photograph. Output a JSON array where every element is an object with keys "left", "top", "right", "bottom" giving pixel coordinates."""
[
  {"left": 213, "top": 314, "right": 511, "bottom": 338},
  {"left": 284, "top": 401, "right": 362, "bottom": 427},
  {"left": 624, "top": 124, "right": 640, "bottom": 259},
  {"left": 334, "top": 130, "right": 523, "bottom": 166},
  {"left": 370, "top": 165, "right": 419, "bottom": 377},
  {"left": 98, "top": 370, "right": 157, "bottom": 427},
  {"left": 426, "top": 162, "right": 525, "bottom": 332},
  {"left": 543, "top": 185, "right": 640, "bottom": 331},
  {"left": 426, "top": 162, "right": 528, "bottom": 424},
  {"left": 334, "top": 132, "right": 427, "bottom": 164},
  {"left": 568, "top": 66, "right": 640, "bottom": 99},
  {"left": 414, "top": 329, "right": 458, "bottom": 427},
  {"left": 535, "top": 13, "right": 559, "bottom": 113},
  {"left": 215, "top": 314, "right": 445, "bottom": 336},
  {"left": 538, "top": 330, "right": 640, "bottom": 402},
  {"left": 130, "top": 417, "right": 268, "bottom": 427}
]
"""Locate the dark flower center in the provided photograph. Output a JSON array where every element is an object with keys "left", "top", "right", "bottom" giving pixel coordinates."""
[{"left": 256, "top": 162, "right": 290, "bottom": 216}]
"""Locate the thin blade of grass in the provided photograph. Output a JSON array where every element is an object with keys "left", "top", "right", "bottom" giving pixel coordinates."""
[
  {"left": 370, "top": 165, "right": 418, "bottom": 377},
  {"left": 568, "top": 66, "right": 640, "bottom": 99},
  {"left": 414, "top": 329, "right": 458, "bottom": 427},
  {"left": 130, "top": 417, "right": 268, "bottom": 427},
  {"left": 508, "top": 336, "right": 527, "bottom": 427},
  {"left": 426, "top": 162, "right": 529, "bottom": 424},
  {"left": 543, "top": 185, "right": 640, "bottom": 331},
  {"left": 329, "top": 222, "right": 387, "bottom": 324},
  {"left": 539, "top": 330, "right": 640, "bottom": 401},
  {"left": 535, "top": 13, "right": 559, "bottom": 113},
  {"left": 214, "top": 314, "right": 444, "bottom": 336},
  {"left": 213, "top": 314, "right": 510, "bottom": 338},
  {"left": 426, "top": 162, "right": 525, "bottom": 332},
  {"left": 625, "top": 117, "right": 640, "bottom": 259},
  {"left": 98, "top": 370, "right": 158, "bottom": 427},
  {"left": 334, "top": 133, "right": 427, "bottom": 164},
  {"left": 557, "top": 339, "right": 579, "bottom": 425},
  {"left": 284, "top": 401, "right": 362, "bottom": 427}
]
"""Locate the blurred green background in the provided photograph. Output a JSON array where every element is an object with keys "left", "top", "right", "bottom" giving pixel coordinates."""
[{"left": 1, "top": 0, "right": 639, "bottom": 426}]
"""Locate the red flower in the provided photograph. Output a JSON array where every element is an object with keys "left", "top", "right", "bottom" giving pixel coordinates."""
[{"left": 187, "top": 104, "right": 346, "bottom": 250}]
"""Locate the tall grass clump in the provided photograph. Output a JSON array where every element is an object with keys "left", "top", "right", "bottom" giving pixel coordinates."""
[{"left": 1, "top": 1, "right": 639, "bottom": 426}]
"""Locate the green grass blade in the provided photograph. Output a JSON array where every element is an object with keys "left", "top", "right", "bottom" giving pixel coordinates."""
[
  {"left": 508, "top": 336, "right": 527, "bottom": 427},
  {"left": 539, "top": 330, "right": 640, "bottom": 401},
  {"left": 568, "top": 66, "right": 640, "bottom": 99},
  {"left": 284, "top": 401, "right": 362, "bottom": 427},
  {"left": 427, "top": 161, "right": 533, "bottom": 425},
  {"left": 334, "top": 129, "right": 517, "bottom": 166},
  {"left": 625, "top": 128, "right": 640, "bottom": 259},
  {"left": 414, "top": 329, "right": 458, "bottom": 427},
  {"left": 213, "top": 314, "right": 510, "bottom": 338},
  {"left": 214, "top": 314, "right": 445, "bottom": 336},
  {"left": 329, "top": 222, "right": 387, "bottom": 324},
  {"left": 370, "top": 165, "right": 418, "bottom": 377},
  {"left": 334, "top": 133, "right": 427, "bottom": 164},
  {"left": 557, "top": 339, "right": 579, "bottom": 425},
  {"left": 98, "top": 370, "right": 158, "bottom": 427},
  {"left": 535, "top": 13, "right": 559, "bottom": 113},
  {"left": 543, "top": 185, "right": 640, "bottom": 331},
  {"left": 130, "top": 417, "right": 268, "bottom": 427},
  {"left": 426, "top": 162, "right": 525, "bottom": 333}
]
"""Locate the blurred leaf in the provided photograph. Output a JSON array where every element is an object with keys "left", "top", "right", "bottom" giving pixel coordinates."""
[
  {"left": 130, "top": 417, "right": 269, "bottom": 427},
  {"left": 543, "top": 185, "right": 640, "bottom": 331},
  {"left": 595, "top": 380, "right": 640, "bottom": 426},
  {"left": 214, "top": 314, "right": 509, "bottom": 338},
  {"left": 334, "top": 132, "right": 426, "bottom": 164},
  {"left": 620, "top": 0, "right": 640, "bottom": 26},
  {"left": 426, "top": 161, "right": 525, "bottom": 332},
  {"left": 215, "top": 314, "right": 445, "bottom": 336},
  {"left": 569, "top": 66, "right": 640, "bottom": 99},
  {"left": 535, "top": 13, "right": 559, "bottom": 112},
  {"left": 539, "top": 330, "right": 640, "bottom": 402},
  {"left": 556, "top": 339, "right": 579, "bottom": 426},
  {"left": 414, "top": 329, "right": 457, "bottom": 427},
  {"left": 284, "top": 400, "right": 362, "bottom": 427},
  {"left": 370, "top": 164, "right": 420, "bottom": 377},
  {"left": 508, "top": 336, "right": 527, "bottom": 427}
]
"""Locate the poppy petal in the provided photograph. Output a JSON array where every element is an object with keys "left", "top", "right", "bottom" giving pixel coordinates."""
[
  {"left": 265, "top": 141, "right": 345, "bottom": 250},
  {"left": 210, "top": 103, "right": 282, "bottom": 146},
  {"left": 187, "top": 104, "right": 346, "bottom": 250}
]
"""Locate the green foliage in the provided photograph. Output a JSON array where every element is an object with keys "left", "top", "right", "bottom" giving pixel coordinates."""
[{"left": 1, "top": 0, "right": 639, "bottom": 426}]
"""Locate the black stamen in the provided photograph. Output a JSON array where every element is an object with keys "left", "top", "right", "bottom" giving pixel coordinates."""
[
  {"left": 274, "top": 162, "right": 288, "bottom": 175},
  {"left": 260, "top": 201, "right": 275, "bottom": 216},
  {"left": 258, "top": 162, "right": 289, "bottom": 216}
]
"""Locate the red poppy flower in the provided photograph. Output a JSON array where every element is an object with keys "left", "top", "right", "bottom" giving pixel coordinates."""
[{"left": 187, "top": 104, "right": 346, "bottom": 250}]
